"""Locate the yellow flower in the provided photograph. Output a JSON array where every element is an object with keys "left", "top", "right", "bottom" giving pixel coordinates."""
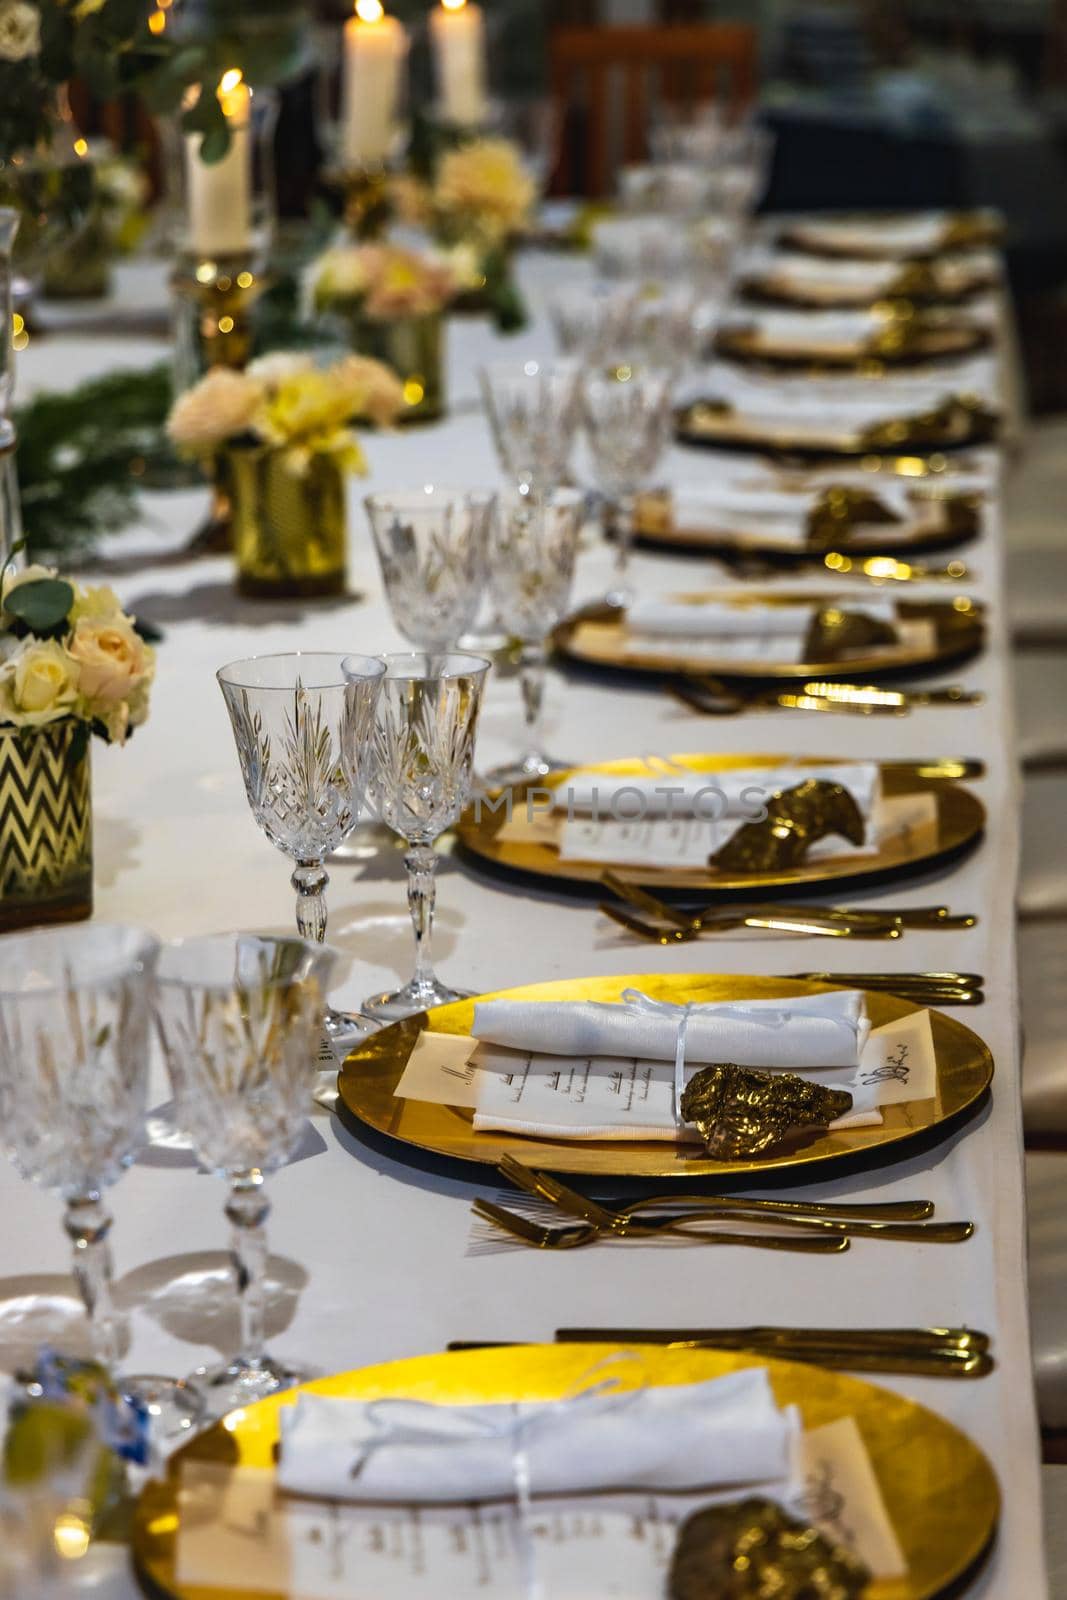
[
  {"left": 434, "top": 138, "right": 536, "bottom": 241},
  {"left": 69, "top": 582, "right": 124, "bottom": 625},
  {"left": 311, "top": 243, "right": 455, "bottom": 320},
  {"left": 68, "top": 614, "right": 154, "bottom": 745},
  {"left": 256, "top": 367, "right": 371, "bottom": 475},
  {"left": 1, "top": 639, "right": 80, "bottom": 728},
  {"left": 167, "top": 368, "right": 261, "bottom": 455}
]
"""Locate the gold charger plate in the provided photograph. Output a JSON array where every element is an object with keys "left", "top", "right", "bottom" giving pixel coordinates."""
[
  {"left": 336, "top": 972, "right": 992, "bottom": 1180},
  {"left": 456, "top": 754, "right": 985, "bottom": 894},
  {"left": 133, "top": 1343, "right": 1000, "bottom": 1600},
  {"left": 632, "top": 485, "right": 981, "bottom": 559},
  {"left": 738, "top": 259, "right": 998, "bottom": 310},
  {"left": 555, "top": 594, "right": 984, "bottom": 681},
  {"left": 716, "top": 319, "right": 990, "bottom": 370},
  {"left": 675, "top": 396, "right": 998, "bottom": 458},
  {"left": 779, "top": 210, "right": 1003, "bottom": 261}
]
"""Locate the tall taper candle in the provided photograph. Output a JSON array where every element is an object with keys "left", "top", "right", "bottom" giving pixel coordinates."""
[
  {"left": 185, "top": 70, "right": 252, "bottom": 258},
  {"left": 430, "top": 0, "right": 488, "bottom": 128},
  {"left": 341, "top": 0, "right": 409, "bottom": 168}
]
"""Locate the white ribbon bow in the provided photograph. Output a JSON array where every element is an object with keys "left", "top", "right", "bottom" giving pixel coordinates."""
[
  {"left": 348, "top": 1357, "right": 644, "bottom": 1600},
  {"left": 620, "top": 988, "right": 795, "bottom": 1125}
]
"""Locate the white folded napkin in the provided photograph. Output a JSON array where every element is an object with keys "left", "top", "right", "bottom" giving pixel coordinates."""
[
  {"left": 786, "top": 212, "right": 986, "bottom": 258},
  {"left": 553, "top": 762, "right": 880, "bottom": 820},
  {"left": 276, "top": 1368, "right": 794, "bottom": 1504},
  {"left": 727, "top": 308, "right": 884, "bottom": 348},
  {"left": 625, "top": 597, "right": 896, "bottom": 639},
  {"left": 471, "top": 988, "right": 870, "bottom": 1070},
  {"left": 686, "top": 360, "right": 998, "bottom": 430}
]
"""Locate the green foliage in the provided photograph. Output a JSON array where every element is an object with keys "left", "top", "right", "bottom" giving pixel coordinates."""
[{"left": 14, "top": 363, "right": 177, "bottom": 561}]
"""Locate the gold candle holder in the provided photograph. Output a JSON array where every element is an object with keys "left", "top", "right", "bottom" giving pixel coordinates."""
[
  {"left": 170, "top": 255, "right": 272, "bottom": 393},
  {"left": 324, "top": 165, "right": 392, "bottom": 240}
]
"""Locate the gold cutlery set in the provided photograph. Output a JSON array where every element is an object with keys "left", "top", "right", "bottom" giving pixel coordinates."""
[{"left": 670, "top": 676, "right": 981, "bottom": 717}]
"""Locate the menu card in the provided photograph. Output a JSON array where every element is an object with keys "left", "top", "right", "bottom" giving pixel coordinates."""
[{"left": 173, "top": 1415, "right": 906, "bottom": 1596}]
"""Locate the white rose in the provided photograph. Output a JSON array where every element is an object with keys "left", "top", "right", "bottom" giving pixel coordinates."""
[{"left": 0, "top": 1, "right": 41, "bottom": 62}]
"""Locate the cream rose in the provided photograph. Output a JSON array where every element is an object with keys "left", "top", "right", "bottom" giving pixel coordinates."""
[
  {"left": 166, "top": 367, "right": 261, "bottom": 454},
  {"left": 68, "top": 613, "right": 150, "bottom": 706},
  {"left": 0, "top": 1, "right": 41, "bottom": 62},
  {"left": 3, "top": 639, "right": 80, "bottom": 727}
]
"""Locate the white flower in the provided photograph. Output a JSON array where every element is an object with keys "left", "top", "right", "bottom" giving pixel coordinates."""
[
  {"left": 246, "top": 352, "right": 314, "bottom": 392},
  {"left": 0, "top": 1, "right": 41, "bottom": 62}
]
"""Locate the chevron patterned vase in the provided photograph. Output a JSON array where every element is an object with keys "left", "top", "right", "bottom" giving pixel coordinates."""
[{"left": 0, "top": 719, "right": 92, "bottom": 932}]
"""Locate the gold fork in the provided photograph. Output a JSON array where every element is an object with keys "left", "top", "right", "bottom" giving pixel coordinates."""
[
  {"left": 497, "top": 1158, "right": 972, "bottom": 1243},
  {"left": 601, "top": 873, "right": 976, "bottom": 932},
  {"left": 601, "top": 901, "right": 903, "bottom": 944},
  {"left": 472, "top": 1197, "right": 850, "bottom": 1254}
]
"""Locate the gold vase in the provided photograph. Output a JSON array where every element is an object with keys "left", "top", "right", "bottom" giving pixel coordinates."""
[
  {"left": 229, "top": 444, "right": 347, "bottom": 599},
  {"left": 348, "top": 311, "right": 445, "bottom": 424},
  {"left": 0, "top": 719, "right": 92, "bottom": 932}
]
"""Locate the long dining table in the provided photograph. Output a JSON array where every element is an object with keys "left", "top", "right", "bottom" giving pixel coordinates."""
[{"left": 0, "top": 240, "right": 1044, "bottom": 1597}]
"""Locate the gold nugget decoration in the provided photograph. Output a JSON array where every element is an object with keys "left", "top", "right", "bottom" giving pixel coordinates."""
[
  {"left": 711, "top": 779, "right": 865, "bottom": 875},
  {"left": 670, "top": 1497, "right": 870, "bottom": 1600},
  {"left": 805, "top": 485, "right": 900, "bottom": 549},
  {"left": 803, "top": 605, "right": 899, "bottom": 659},
  {"left": 679, "top": 1063, "right": 853, "bottom": 1160},
  {"left": 859, "top": 393, "right": 997, "bottom": 451}
]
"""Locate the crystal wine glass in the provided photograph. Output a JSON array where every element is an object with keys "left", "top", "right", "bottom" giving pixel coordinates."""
[
  {"left": 0, "top": 923, "right": 200, "bottom": 1448},
  {"left": 353, "top": 652, "right": 489, "bottom": 1020},
  {"left": 486, "top": 486, "right": 584, "bottom": 782},
  {"left": 549, "top": 283, "right": 635, "bottom": 362},
  {"left": 479, "top": 359, "right": 581, "bottom": 495},
  {"left": 582, "top": 362, "right": 674, "bottom": 606},
  {"left": 217, "top": 651, "right": 384, "bottom": 1044},
  {"left": 365, "top": 487, "right": 495, "bottom": 653},
  {"left": 153, "top": 932, "right": 336, "bottom": 1418}
]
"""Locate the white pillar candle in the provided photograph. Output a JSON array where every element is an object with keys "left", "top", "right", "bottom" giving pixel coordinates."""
[
  {"left": 184, "top": 70, "right": 253, "bottom": 259},
  {"left": 430, "top": 0, "right": 489, "bottom": 128},
  {"left": 341, "top": 1, "right": 409, "bottom": 168}
]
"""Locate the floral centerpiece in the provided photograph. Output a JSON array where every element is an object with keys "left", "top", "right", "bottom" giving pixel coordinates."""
[
  {"left": 309, "top": 242, "right": 457, "bottom": 423},
  {"left": 167, "top": 352, "right": 403, "bottom": 596},
  {"left": 0, "top": 562, "right": 154, "bottom": 930},
  {"left": 393, "top": 137, "right": 534, "bottom": 332},
  {"left": 43, "top": 146, "right": 151, "bottom": 301}
]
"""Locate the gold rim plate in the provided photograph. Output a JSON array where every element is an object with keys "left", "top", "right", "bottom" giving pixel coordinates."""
[
  {"left": 336, "top": 972, "right": 993, "bottom": 1180},
  {"left": 716, "top": 321, "right": 990, "bottom": 370},
  {"left": 133, "top": 1344, "right": 1000, "bottom": 1600},
  {"left": 456, "top": 755, "right": 985, "bottom": 893},
  {"left": 674, "top": 401, "right": 998, "bottom": 458},
  {"left": 555, "top": 594, "right": 985, "bottom": 681},
  {"left": 779, "top": 212, "right": 1003, "bottom": 261},
  {"left": 632, "top": 487, "right": 981, "bottom": 559}
]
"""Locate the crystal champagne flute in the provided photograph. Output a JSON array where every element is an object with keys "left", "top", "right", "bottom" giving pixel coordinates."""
[
  {"left": 217, "top": 651, "right": 384, "bottom": 1044},
  {"left": 153, "top": 932, "right": 336, "bottom": 1417},
  {"left": 353, "top": 651, "right": 489, "bottom": 1020},
  {"left": 486, "top": 487, "right": 584, "bottom": 782},
  {"left": 0, "top": 923, "right": 200, "bottom": 1450}
]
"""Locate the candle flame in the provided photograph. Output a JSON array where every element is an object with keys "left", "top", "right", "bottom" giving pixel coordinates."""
[
  {"left": 219, "top": 68, "right": 244, "bottom": 94},
  {"left": 355, "top": 0, "right": 384, "bottom": 18},
  {"left": 442, "top": 0, "right": 468, "bottom": 10}
]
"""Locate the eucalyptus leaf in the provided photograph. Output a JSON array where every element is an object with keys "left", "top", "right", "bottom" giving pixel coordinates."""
[
  {"left": 4, "top": 579, "right": 75, "bottom": 635},
  {"left": 198, "top": 122, "right": 232, "bottom": 165}
]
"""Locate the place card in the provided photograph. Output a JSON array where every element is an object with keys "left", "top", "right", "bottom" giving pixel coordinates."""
[
  {"left": 173, "top": 1416, "right": 905, "bottom": 1595},
  {"left": 556, "top": 791, "right": 938, "bottom": 871}
]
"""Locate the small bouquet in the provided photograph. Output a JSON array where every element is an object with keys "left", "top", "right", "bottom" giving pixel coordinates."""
[
  {"left": 399, "top": 137, "right": 534, "bottom": 332},
  {"left": 0, "top": 562, "right": 154, "bottom": 746},
  {"left": 308, "top": 242, "right": 457, "bottom": 324},
  {"left": 166, "top": 351, "right": 404, "bottom": 472}
]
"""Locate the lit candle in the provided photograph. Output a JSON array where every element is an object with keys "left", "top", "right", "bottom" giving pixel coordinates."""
[
  {"left": 430, "top": 0, "right": 488, "bottom": 128},
  {"left": 341, "top": 0, "right": 409, "bottom": 168},
  {"left": 184, "top": 69, "right": 253, "bottom": 259}
]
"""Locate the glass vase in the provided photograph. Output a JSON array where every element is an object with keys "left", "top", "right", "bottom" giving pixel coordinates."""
[
  {"left": 229, "top": 445, "right": 347, "bottom": 599},
  {"left": 346, "top": 311, "right": 445, "bottom": 423},
  {"left": 0, "top": 720, "right": 93, "bottom": 933}
]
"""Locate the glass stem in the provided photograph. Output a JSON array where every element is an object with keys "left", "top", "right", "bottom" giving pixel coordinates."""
[
  {"left": 63, "top": 1192, "right": 121, "bottom": 1371},
  {"left": 226, "top": 1173, "right": 271, "bottom": 1372},
  {"left": 518, "top": 641, "right": 547, "bottom": 762},
  {"left": 613, "top": 492, "right": 636, "bottom": 583},
  {"left": 292, "top": 861, "right": 328, "bottom": 943},
  {"left": 405, "top": 843, "right": 439, "bottom": 994}
]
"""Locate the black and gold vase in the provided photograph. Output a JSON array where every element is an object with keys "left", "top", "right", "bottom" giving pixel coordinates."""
[
  {"left": 0, "top": 719, "right": 92, "bottom": 932},
  {"left": 229, "top": 444, "right": 347, "bottom": 599}
]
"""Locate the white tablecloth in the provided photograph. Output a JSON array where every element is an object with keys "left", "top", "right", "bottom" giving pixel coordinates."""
[{"left": 1, "top": 254, "right": 1043, "bottom": 1599}]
